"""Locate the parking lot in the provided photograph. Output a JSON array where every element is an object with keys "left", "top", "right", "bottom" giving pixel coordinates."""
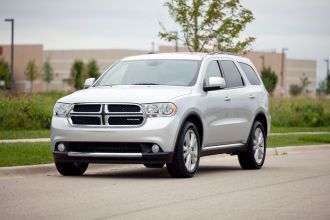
[{"left": 1, "top": 148, "right": 330, "bottom": 220}]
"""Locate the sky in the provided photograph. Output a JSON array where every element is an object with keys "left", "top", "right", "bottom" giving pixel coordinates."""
[{"left": 0, "top": 0, "right": 329, "bottom": 86}]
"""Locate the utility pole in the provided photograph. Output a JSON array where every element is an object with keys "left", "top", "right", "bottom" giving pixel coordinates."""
[
  {"left": 325, "top": 58, "right": 329, "bottom": 76},
  {"left": 171, "top": 31, "right": 179, "bottom": 52},
  {"left": 281, "top": 48, "right": 288, "bottom": 98},
  {"left": 4, "top": 18, "right": 14, "bottom": 94},
  {"left": 260, "top": 55, "right": 265, "bottom": 69}
]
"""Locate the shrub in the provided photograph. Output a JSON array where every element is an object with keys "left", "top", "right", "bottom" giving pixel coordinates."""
[
  {"left": 270, "top": 98, "right": 330, "bottom": 127},
  {"left": 0, "top": 92, "right": 66, "bottom": 130}
]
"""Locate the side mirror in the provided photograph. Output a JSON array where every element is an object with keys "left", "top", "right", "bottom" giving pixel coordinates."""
[
  {"left": 204, "top": 77, "right": 226, "bottom": 91},
  {"left": 84, "top": 78, "right": 95, "bottom": 89}
]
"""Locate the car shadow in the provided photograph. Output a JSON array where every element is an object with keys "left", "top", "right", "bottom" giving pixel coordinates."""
[{"left": 80, "top": 164, "right": 243, "bottom": 179}]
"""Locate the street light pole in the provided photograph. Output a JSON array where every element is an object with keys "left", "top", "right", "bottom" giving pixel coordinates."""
[
  {"left": 171, "top": 31, "right": 179, "bottom": 52},
  {"left": 325, "top": 58, "right": 329, "bottom": 77},
  {"left": 281, "top": 48, "right": 288, "bottom": 98},
  {"left": 4, "top": 18, "right": 14, "bottom": 94},
  {"left": 260, "top": 55, "right": 265, "bottom": 69}
]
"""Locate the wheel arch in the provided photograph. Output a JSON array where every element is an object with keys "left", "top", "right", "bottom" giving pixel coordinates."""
[{"left": 177, "top": 111, "right": 204, "bottom": 146}]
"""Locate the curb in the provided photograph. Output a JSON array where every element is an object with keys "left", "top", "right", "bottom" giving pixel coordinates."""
[{"left": 1, "top": 144, "right": 329, "bottom": 178}]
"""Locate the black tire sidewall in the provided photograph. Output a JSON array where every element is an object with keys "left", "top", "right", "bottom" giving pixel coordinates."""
[{"left": 248, "top": 121, "right": 266, "bottom": 168}]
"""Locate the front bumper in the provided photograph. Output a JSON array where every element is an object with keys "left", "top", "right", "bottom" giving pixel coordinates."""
[
  {"left": 53, "top": 151, "right": 173, "bottom": 164},
  {"left": 51, "top": 115, "right": 181, "bottom": 163}
]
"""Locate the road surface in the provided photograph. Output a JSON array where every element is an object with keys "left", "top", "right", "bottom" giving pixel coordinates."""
[{"left": 1, "top": 149, "right": 330, "bottom": 220}]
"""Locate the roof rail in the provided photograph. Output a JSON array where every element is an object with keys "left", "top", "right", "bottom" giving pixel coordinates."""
[{"left": 208, "top": 51, "right": 242, "bottom": 56}]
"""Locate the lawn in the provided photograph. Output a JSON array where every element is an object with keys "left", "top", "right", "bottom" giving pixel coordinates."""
[
  {"left": 0, "top": 130, "right": 51, "bottom": 140},
  {"left": 268, "top": 133, "right": 330, "bottom": 147},
  {"left": 270, "top": 126, "right": 330, "bottom": 133},
  {"left": 0, "top": 142, "right": 53, "bottom": 167}
]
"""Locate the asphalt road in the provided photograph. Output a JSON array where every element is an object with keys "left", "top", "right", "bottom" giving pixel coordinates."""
[{"left": 1, "top": 149, "right": 330, "bottom": 220}]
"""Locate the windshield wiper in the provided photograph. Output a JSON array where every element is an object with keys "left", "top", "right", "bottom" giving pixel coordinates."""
[{"left": 132, "top": 83, "right": 159, "bottom": 85}]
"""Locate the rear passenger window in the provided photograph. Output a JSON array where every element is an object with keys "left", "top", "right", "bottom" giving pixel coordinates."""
[
  {"left": 239, "top": 63, "right": 261, "bottom": 85},
  {"left": 204, "top": 60, "right": 222, "bottom": 86},
  {"left": 219, "top": 60, "right": 244, "bottom": 88}
]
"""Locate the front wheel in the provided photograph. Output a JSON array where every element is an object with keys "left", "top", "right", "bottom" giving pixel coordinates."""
[
  {"left": 238, "top": 121, "right": 266, "bottom": 169},
  {"left": 55, "top": 162, "right": 89, "bottom": 176},
  {"left": 167, "top": 122, "right": 201, "bottom": 178}
]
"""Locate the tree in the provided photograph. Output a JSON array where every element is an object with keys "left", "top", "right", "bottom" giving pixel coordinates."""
[
  {"left": 261, "top": 67, "right": 277, "bottom": 95},
  {"left": 42, "top": 58, "right": 54, "bottom": 92},
  {"left": 289, "top": 73, "right": 311, "bottom": 96},
  {"left": 70, "top": 60, "right": 85, "bottom": 90},
  {"left": 25, "top": 60, "right": 39, "bottom": 93},
  {"left": 0, "top": 58, "right": 10, "bottom": 90},
  {"left": 159, "top": 0, "right": 255, "bottom": 53},
  {"left": 86, "top": 59, "right": 100, "bottom": 78}
]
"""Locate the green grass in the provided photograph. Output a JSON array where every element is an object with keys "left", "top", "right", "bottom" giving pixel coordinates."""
[
  {"left": 271, "top": 126, "right": 330, "bottom": 133},
  {"left": 0, "top": 130, "right": 50, "bottom": 140},
  {"left": 0, "top": 142, "right": 52, "bottom": 167},
  {"left": 268, "top": 134, "right": 330, "bottom": 147}
]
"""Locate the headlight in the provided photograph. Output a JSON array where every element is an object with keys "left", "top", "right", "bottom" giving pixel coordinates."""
[
  {"left": 143, "top": 103, "right": 177, "bottom": 117},
  {"left": 53, "top": 103, "right": 72, "bottom": 117}
]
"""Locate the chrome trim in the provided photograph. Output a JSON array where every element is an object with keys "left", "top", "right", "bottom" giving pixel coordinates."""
[
  {"left": 68, "top": 103, "right": 146, "bottom": 128},
  {"left": 68, "top": 152, "right": 143, "bottom": 158},
  {"left": 203, "top": 143, "right": 244, "bottom": 151}
]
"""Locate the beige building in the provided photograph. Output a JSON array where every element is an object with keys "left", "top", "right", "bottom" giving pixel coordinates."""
[{"left": 0, "top": 44, "right": 316, "bottom": 96}]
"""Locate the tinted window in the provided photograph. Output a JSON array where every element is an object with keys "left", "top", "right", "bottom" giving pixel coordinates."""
[
  {"left": 220, "top": 60, "right": 244, "bottom": 88},
  {"left": 239, "top": 62, "right": 261, "bottom": 85},
  {"left": 204, "top": 61, "right": 222, "bottom": 86}
]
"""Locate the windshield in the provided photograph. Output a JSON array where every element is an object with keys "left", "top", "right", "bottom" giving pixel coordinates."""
[{"left": 95, "top": 59, "right": 201, "bottom": 87}]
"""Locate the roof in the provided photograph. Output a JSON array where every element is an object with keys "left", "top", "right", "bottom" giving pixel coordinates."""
[{"left": 121, "top": 52, "right": 250, "bottom": 63}]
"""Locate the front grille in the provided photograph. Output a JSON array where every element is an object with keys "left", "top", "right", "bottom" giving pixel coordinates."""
[
  {"left": 73, "top": 104, "right": 101, "bottom": 112},
  {"left": 108, "top": 116, "right": 144, "bottom": 125},
  {"left": 69, "top": 103, "right": 144, "bottom": 127},
  {"left": 107, "top": 104, "right": 141, "bottom": 113},
  {"left": 71, "top": 116, "right": 101, "bottom": 125},
  {"left": 67, "top": 142, "right": 143, "bottom": 153}
]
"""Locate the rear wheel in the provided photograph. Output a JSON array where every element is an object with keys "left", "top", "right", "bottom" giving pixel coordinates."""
[
  {"left": 167, "top": 122, "right": 201, "bottom": 178},
  {"left": 55, "top": 162, "right": 89, "bottom": 176},
  {"left": 238, "top": 121, "right": 266, "bottom": 169},
  {"left": 144, "top": 163, "right": 165, "bottom": 168}
]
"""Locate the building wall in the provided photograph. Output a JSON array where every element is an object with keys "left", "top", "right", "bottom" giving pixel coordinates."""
[
  {"left": 286, "top": 59, "right": 316, "bottom": 97},
  {"left": 44, "top": 49, "right": 147, "bottom": 91},
  {"left": 0, "top": 44, "right": 43, "bottom": 93}
]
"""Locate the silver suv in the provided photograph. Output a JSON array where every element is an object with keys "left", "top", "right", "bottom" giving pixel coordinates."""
[{"left": 51, "top": 52, "right": 270, "bottom": 178}]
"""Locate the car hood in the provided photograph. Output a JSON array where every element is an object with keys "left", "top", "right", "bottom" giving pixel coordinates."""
[{"left": 57, "top": 85, "right": 192, "bottom": 104}]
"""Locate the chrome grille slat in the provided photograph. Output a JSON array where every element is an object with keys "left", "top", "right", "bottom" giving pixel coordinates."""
[{"left": 69, "top": 103, "right": 145, "bottom": 127}]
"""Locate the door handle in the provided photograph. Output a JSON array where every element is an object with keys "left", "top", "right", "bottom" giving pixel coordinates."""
[
  {"left": 249, "top": 94, "right": 255, "bottom": 99},
  {"left": 224, "top": 96, "right": 231, "bottom": 101}
]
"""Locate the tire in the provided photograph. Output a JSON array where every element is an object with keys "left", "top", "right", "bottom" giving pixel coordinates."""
[
  {"left": 166, "top": 121, "right": 201, "bottom": 178},
  {"left": 55, "top": 162, "right": 89, "bottom": 176},
  {"left": 144, "top": 163, "right": 165, "bottom": 168},
  {"left": 238, "top": 121, "right": 266, "bottom": 169}
]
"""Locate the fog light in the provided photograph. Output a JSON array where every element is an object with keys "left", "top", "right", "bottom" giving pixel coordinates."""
[
  {"left": 151, "top": 144, "right": 160, "bottom": 153},
  {"left": 58, "top": 143, "right": 66, "bottom": 152}
]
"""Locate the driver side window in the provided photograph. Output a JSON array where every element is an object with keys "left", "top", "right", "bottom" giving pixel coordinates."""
[{"left": 204, "top": 61, "right": 222, "bottom": 86}]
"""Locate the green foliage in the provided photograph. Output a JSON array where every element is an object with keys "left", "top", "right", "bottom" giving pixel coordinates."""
[
  {"left": 86, "top": 59, "right": 100, "bottom": 78},
  {"left": 270, "top": 98, "right": 330, "bottom": 127},
  {"left": 261, "top": 67, "right": 277, "bottom": 95},
  {"left": 25, "top": 60, "right": 40, "bottom": 93},
  {"left": 42, "top": 58, "right": 54, "bottom": 91},
  {"left": 0, "top": 58, "right": 10, "bottom": 89},
  {"left": 159, "top": 0, "right": 255, "bottom": 53},
  {"left": 70, "top": 60, "right": 85, "bottom": 90},
  {"left": 0, "top": 92, "right": 65, "bottom": 130}
]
